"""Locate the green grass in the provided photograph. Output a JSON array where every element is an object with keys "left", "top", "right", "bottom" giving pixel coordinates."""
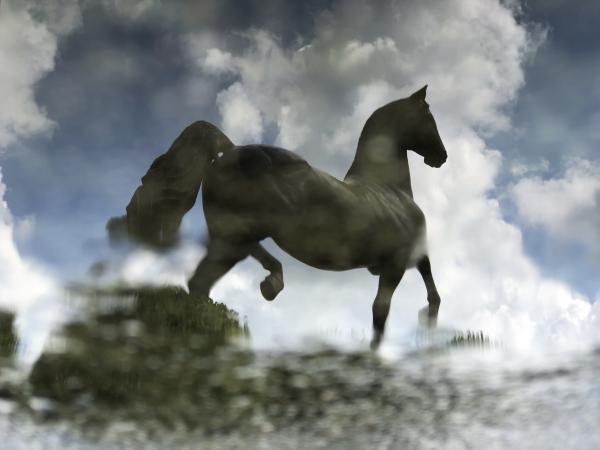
[{"left": 28, "top": 286, "right": 250, "bottom": 418}]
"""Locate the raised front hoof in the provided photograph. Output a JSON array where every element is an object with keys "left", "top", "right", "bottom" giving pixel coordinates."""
[
  {"left": 418, "top": 306, "right": 438, "bottom": 329},
  {"left": 260, "top": 274, "right": 283, "bottom": 301}
]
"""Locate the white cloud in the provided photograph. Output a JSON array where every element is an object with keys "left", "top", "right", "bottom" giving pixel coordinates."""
[
  {"left": 216, "top": 82, "right": 264, "bottom": 144},
  {"left": 409, "top": 132, "right": 595, "bottom": 351},
  {"left": 184, "top": 0, "right": 599, "bottom": 352},
  {"left": 0, "top": 171, "right": 55, "bottom": 311},
  {"left": 512, "top": 159, "right": 600, "bottom": 258},
  {"left": 339, "top": 38, "right": 398, "bottom": 69},
  {"left": 87, "top": 244, "right": 204, "bottom": 289},
  {"left": 1, "top": 168, "right": 61, "bottom": 364},
  {"left": 509, "top": 159, "right": 550, "bottom": 177},
  {"left": 189, "top": 0, "right": 543, "bottom": 172},
  {"left": 203, "top": 48, "right": 235, "bottom": 74},
  {"left": 0, "top": 2, "right": 57, "bottom": 148}
]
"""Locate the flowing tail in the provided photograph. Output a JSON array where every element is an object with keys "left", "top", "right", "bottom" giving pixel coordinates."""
[{"left": 107, "top": 121, "right": 234, "bottom": 248}]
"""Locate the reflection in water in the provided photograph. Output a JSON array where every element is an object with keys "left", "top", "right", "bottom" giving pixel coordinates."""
[{"left": 0, "top": 287, "right": 599, "bottom": 449}]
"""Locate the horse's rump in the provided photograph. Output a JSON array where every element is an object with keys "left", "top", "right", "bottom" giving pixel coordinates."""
[{"left": 108, "top": 121, "right": 234, "bottom": 248}]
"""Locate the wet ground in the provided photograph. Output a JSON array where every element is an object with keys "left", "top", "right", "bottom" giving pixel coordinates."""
[{"left": 0, "top": 287, "right": 599, "bottom": 449}]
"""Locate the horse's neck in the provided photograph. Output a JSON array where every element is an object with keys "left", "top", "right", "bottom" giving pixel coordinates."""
[{"left": 344, "top": 136, "right": 413, "bottom": 197}]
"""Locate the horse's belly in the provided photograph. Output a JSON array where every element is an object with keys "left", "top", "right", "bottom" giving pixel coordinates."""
[
  {"left": 272, "top": 202, "right": 424, "bottom": 271},
  {"left": 272, "top": 210, "right": 396, "bottom": 271},
  {"left": 274, "top": 234, "right": 365, "bottom": 271}
]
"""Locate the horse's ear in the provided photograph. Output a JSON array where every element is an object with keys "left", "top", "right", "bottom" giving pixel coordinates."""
[{"left": 410, "top": 85, "right": 428, "bottom": 101}]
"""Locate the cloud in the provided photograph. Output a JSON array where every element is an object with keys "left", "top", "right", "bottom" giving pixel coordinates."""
[
  {"left": 203, "top": 48, "right": 236, "bottom": 75},
  {"left": 182, "top": 0, "right": 599, "bottom": 352},
  {"left": 216, "top": 82, "right": 264, "bottom": 144},
  {"left": 512, "top": 159, "right": 600, "bottom": 259},
  {"left": 98, "top": 0, "right": 158, "bottom": 21},
  {"left": 0, "top": 1, "right": 81, "bottom": 363},
  {"left": 188, "top": 0, "right": 542, "bottom": 172},
  {"left": 0, "top": 2, "right": 58, "bottom": 148},
  {"left": 0, "top": 1, "right": 80, "bottom": 146},
  {"left": 87, "top": 243, "right": 204, "bottom": 289},
  {"left": 0, "top": 1, "right": 65, "bottom": 307},
  {"left": 1, "top": 167, "right": 62, "bottom": 363},
  {"left": 0, "top": 171, "right": 55, "bottom": 310},
  {"left": 24, "top": 0, "right": 82, "bottom": 36},
  {"left": 13, "top": 214, "right": 36, "bottom": 242}
]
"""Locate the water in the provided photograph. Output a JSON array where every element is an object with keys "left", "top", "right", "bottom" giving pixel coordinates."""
[{"left": 0, "top": 288, "right": 599, "bottom": 449}]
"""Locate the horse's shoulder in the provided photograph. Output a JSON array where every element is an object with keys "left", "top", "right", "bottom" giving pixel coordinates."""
[{"left": 350, "top": 184, "right": 425, "bottom": 226}]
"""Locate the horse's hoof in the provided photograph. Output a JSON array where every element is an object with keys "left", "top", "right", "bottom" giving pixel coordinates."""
[
  {"left": 260, "top": 281, "right": 277, "bottom": 301},
  {"left": 370, "top": 338, "right": 381, "bottom": 351},
  {"left": 418, "top": 306, "right": 438, "bottom": 328},
  {"left": 260, "top": 274, "right": 283, "bottom": 301}
]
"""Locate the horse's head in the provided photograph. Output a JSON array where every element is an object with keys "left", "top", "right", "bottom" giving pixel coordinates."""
[{"left": 399, "top": 85, "right": 447, "bottom": 168}]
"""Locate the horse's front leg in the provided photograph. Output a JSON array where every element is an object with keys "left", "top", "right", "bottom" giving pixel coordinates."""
[
  {"left": 371, "top": 269, "right": 405, "bottom": 350},
  {"left": 416, "top": 256, "right": 441, "bottom": 328},
  {"left": 250, "top": 244, "right": 284, "bottom": 301}
]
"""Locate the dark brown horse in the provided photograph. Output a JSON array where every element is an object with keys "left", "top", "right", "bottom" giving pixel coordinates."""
[{"left": 108, "top": 85, "right": 447, "bottom": 349}]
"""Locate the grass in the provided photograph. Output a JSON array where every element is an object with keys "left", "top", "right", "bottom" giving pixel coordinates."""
[
  {"left": 448, "top": 330, "right": 496, "bottom": 348},
  {"left": 415, "top": 327, "right": 497, "bottom": 351},
  {"left": 0, "top": 285, "right": 500, "bottom": 439},
  {"left": 24, "top": 285, "right": 396, "bottom": 433},
  {"left": 29, "top": 286, "right": 249, "bottom": 410}
]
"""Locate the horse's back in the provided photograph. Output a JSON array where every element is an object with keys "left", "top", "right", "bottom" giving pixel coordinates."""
[
  {"left": 203, "top": 145, "right": 320, "bottom": 208},
  {"left": 220, "top": 145, "right": 308, "bottom": 175},
  {"left": 202, "top": 145, "right": 341, "bottom": 236}
]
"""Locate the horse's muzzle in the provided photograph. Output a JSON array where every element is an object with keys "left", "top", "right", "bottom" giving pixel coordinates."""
[{"left": 425, "top": 150, "right": 447, "bottom": 168}]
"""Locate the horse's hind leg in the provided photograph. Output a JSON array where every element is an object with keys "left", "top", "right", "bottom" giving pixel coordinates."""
[
  {"left": 188, "top": 239, "right": 251, "bottom": 297},
  {"left": 416, "top": 256, "right": 441, "bottom": 328},
  {"left": 250, "top": 244, "right": 284, "bottom": 301}
]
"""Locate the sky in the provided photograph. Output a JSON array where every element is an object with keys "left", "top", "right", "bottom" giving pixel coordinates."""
[{"left": 1, "top": 0, "right": 599, "bottom": 354}]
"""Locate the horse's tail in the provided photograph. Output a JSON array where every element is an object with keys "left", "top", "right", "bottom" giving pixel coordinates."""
[{"left": 107, "top": 121, "right": 234, "bottom": 248}]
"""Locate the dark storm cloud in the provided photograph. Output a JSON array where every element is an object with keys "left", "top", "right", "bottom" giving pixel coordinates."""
[{"left": 84, "top": 0, "right": 333, "bottom": 46}]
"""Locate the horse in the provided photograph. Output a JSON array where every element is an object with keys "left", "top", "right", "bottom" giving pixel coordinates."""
[{"left": 107, "top": 85, "right": 448, "bottom": 349}]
